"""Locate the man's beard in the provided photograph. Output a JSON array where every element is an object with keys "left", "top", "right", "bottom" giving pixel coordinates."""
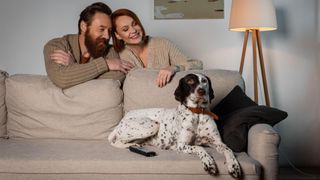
[{"left": 84, "top": 31, "right": 109, "bottom": 59}]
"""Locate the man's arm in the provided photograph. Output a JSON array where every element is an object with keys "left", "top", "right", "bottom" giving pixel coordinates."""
[{"left": 43, "top": 37, "right": 109, "bottom": 89}]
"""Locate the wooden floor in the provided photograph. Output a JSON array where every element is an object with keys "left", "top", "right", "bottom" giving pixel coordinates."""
[{"left": 278, "top": 167, "right": 320, "bottom": 180}]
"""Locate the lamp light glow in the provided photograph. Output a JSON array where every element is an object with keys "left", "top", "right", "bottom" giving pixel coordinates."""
[{"left": 229, "top": 0, "right": 277, "bottom": 32}]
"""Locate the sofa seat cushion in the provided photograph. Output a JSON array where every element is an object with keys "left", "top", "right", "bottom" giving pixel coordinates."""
[
  {"left": 5, "top": 75, "right": 123, "bottom": 139},
  {"left": 0, "top": 139, "right": 260, "bottom": 177},
  {"left": 123, "top": 69, "right": 244, "bottom": 113},
  {"left": 0, "top": 70, "right": 8, "bottom": 137}
]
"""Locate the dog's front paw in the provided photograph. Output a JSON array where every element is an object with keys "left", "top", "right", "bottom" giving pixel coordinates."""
[
  {"left": 202, "top": 155, "right": 218, "bottom": 175},
  {"left": 227, "top": 160, "right": 242, "bottom": 178}
]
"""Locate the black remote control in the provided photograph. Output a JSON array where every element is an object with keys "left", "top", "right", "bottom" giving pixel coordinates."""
[{"left": 129, "top": 146, "right": 157, "bottom": 157}]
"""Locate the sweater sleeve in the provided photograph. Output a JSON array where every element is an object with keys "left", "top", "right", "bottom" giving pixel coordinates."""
[
  {"left": 163, "top": 38, "right": 192, "bottom": 70},
  {"left": 43, "top": 37, "right": 109, "bottom": 89}
]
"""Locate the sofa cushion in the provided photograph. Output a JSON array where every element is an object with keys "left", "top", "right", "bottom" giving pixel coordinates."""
[
  {"left": 123, "top": 69, "right": 244, "bottom": 113},
  {"left": 6, "top": 74, "right": 123, "bottom": 139},
  {"left": 0, "top": 139, "right": 261, "bottom": 178},
  {"left": 0, "top": 70, "right": 8, "bottom": 137}
]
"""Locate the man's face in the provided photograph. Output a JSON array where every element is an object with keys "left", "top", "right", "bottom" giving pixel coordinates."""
[{"left": 84, "top": 12, "right": 112, "bottom": 58}]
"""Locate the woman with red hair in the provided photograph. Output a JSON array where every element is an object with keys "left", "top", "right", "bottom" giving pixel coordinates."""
[{"left": 111, "top": 8, "right": 201, "bottom": 87}]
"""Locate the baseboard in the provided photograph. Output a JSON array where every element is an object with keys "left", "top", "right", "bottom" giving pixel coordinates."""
[{"left": 279, "top": 167, "right": 320, "bottom": 180}]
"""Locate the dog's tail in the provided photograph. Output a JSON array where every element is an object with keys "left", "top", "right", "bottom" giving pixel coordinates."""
[
  {"left": 107, "top": 128, "right": 117, "bottom": 143},
  {"left": 108, "top": 128, "right": 135, "bottom": 149}
]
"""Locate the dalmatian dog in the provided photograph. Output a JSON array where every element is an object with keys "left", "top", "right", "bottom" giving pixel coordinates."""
[{"left": 108, "top": 73, "right": 242, "bottom": 178}]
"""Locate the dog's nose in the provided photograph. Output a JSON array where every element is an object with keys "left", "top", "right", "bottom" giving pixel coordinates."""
[{"left": 197, "top": 88, "right": 205, "bottom": 96}]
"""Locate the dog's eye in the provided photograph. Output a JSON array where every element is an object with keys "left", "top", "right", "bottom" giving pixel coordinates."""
[
  {"left": 201, "top": 79, "right": 207, "bottom": 83},
  {"left": 187, "top": 79, "right": 195, "bottom": 85}
]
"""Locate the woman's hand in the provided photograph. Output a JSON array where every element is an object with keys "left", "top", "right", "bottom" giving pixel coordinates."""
[{"left": 156, "top": 66, "right": 177, "bottom": 88}]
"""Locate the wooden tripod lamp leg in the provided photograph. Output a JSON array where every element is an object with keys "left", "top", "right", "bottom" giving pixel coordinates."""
[
  {"left": 239, "top": 30, "right": 271, "bottom": 106},
  {"left": 252, "top": 30, "right": 259, "bottom": 104},
  {"left": 256, "top": 30, "right": 271, "bottom": 106},
  {"left": 239, "top": 30, "right": 249, "bottom": 75}
]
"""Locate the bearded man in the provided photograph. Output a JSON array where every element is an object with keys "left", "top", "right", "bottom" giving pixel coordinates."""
[{"left": 44, "top": 2, "right": 133, "bottom": 89}]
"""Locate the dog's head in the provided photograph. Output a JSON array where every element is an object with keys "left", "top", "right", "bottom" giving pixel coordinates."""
[{"left": 174, "top": 73, "right": 214, "bottom": 108}]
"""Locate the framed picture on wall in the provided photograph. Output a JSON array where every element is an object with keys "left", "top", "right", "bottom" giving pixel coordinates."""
[{"left": 154, "top": 0, "right": 224, "bottom": 19}]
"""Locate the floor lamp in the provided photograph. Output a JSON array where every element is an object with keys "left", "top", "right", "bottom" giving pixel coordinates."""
[{"left": 229, "top": 0, "right": 277, "bottom": 106}]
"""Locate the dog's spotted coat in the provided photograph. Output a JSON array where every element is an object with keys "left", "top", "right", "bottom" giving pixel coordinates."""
[{"left": 108, "top": 73, "right": 242, "bottom": 178}]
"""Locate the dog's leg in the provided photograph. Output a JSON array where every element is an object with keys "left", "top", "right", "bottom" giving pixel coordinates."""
[
  {"left": 197, "top": 116, "right": 242, "bottom": 178},
  {"left": 213, "top": 143, "right": 242, "bottom": 178},
  {"left": 176, "top": 127, "right": 218, "bottom": 176},
  {"left": 177, "top": 143, "right": 218, "bottom": 175}
]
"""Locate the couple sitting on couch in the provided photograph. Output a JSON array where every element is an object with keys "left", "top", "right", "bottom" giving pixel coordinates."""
[{"left": 44, "top": 2, "right": 201, "bottom": 90}]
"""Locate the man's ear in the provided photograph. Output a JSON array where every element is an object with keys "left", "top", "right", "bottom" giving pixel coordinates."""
[{"left": 80, "top": 21, "right": 88, "bottom": 34}]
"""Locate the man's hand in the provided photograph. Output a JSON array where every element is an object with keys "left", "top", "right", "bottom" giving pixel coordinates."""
[
  {"left": 50, "top": 50, "right": 75, "bottom": 66},
  {"left": 106, "top": 58, "right": 134, "bottom": 74},
  {"left": 156, "top": 66, "right": 176, "bottom": 88}
]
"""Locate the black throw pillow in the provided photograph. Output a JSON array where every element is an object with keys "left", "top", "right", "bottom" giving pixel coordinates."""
[
  {"left": 212, "top": 85, "right": 288, "bottom": 152},
  {"left": 213, "top": 86, "right": 257, "bottom": 117},
  {"left": 212, "top": 85, "right": 257, "bottom": 133},
  {"left": 221, "top": 105, "right": 288, "bottom": 152}
]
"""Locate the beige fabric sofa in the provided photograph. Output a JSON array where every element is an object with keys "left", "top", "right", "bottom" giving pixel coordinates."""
[{"left": 0, "top": 69, "right": 280, "bottom": 180}]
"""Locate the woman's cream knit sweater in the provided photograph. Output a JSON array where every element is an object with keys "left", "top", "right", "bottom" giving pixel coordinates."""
[{"left": 119, "top": 37, "right": 196, "bottom": 71}]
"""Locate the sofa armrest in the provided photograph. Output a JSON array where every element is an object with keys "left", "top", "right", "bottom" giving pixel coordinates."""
[{"left": 247, "top": 124, "right": 280, "bottom": 180}]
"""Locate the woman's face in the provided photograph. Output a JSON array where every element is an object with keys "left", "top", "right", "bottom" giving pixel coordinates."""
[{"left": 114, "top": 15, "right": 143, "bottom": 45}]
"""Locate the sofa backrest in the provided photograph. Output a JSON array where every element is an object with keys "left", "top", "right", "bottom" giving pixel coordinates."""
[
  {"left": 5, "top": 74, "right": 123, "bottom": 140},
  {"left": 123, "top": 69, "right": 245, "bottom": 113},
  {"left": 2, "top": 69, "right": 244, "bottom": 140},
  {"left": 0, "top": 70, "right": 8, "bottom": 137}
]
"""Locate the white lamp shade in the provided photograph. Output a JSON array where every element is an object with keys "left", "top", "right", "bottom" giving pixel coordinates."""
[{"left": 229, "top": 0, "right": 277, "bottom": 32}]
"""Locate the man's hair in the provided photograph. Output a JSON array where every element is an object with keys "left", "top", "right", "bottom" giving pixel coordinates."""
[
  {"left": 111, "top": 8, "right": 147, "bottom": 52},
  {"left": 78, "top": 2, "right": 112, "bottom": 34}
]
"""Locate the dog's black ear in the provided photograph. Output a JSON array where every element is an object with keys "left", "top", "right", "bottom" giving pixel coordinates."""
[
  {"left": 206, "top": 75, "right": 215, "bottom": 101},
  {"left": 174, "top": 77, "right": 188, "bottom": 104}
]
